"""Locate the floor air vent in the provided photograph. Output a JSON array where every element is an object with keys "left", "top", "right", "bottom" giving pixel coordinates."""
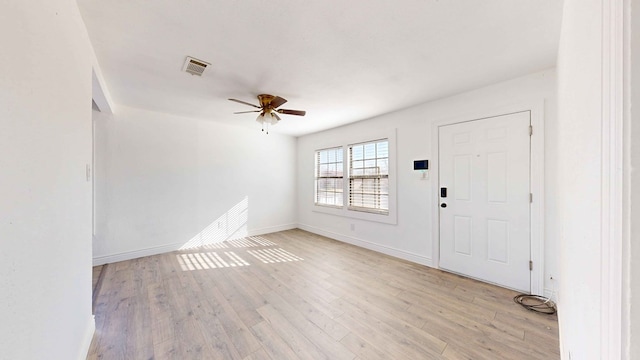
[{"left": 183, "top": 56, "right": 210, "bottom": 76}]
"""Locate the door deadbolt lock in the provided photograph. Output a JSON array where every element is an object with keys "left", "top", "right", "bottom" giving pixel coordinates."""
[{"left": 440, "top": 203, "right": 447, "bottom": 208}]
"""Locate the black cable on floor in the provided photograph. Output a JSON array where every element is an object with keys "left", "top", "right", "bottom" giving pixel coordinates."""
[{"left": 513, "top": 294, "right": 557, "bottom": 315}]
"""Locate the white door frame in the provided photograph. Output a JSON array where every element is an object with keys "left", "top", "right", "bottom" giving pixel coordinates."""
[
  {"left": 430, "top": 101, "right": 545, "bottom": 295},
  {"left": 600, "top": 0, "right": 624, "bottom": 357}
]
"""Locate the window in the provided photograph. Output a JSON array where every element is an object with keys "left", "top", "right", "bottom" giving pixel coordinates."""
[
  {"left": 348, "top": 139, "right": 389, "bottom": 214},
  {"left": 312, "top": 132, "right": 395, "bottom": 224},
  {"left": 314, "top": 147, "right": 343, "bottom": 207}
]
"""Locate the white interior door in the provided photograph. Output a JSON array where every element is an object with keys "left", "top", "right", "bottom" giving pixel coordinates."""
[{"left": 438, "top": 112, "right": 531, "bottom": 292}]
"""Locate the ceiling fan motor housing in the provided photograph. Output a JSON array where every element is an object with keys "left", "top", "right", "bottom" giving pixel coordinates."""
[{"left": 257, "top": 94, "right": 276, "bottom": 108}]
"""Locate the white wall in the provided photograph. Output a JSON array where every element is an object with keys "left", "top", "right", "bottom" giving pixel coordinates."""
[
  {"left": 628, "top": 0, "right": 640, "bottom": 357},
  {"left": 0, "top": 1, "right": 94, "bottom": 359},
  {"left": 297, "top": 69, "right": 558, "bottom": 296},
  {"left": 556, "top": 0, "right": 609, "bottom": 358},
  {"left": 93, "top": 106, "right": 297, "bottom": 264}
]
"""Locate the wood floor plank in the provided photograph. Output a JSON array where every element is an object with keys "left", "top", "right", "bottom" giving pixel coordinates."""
[
  {"left": 420, "top": 310, "right": 531, "bottom": 360},
  {"left": 407, "top": 293, "right": 526, "bottom": 343},
  {"left": 524, "top": 329, "right": 561, "bottom": 356},
  {"left": 415, "top": 297, "right": 551, "bottom": 360},
  {"left": 328, "top": 278, "right": 425, "bottom": 329},
  {"left": 338, "top": 332, "right": 392, "bottom": 360},
  {"left": 152, "top": 326, "right": 218, "bottom": 360},
  {"left": 194, "top": 281, "right": 262, "bottom": 357},
  {"left": 398, "top": 288, "right": 497, "bottom": 324},
  {"left": 250, "top": 321, "right": 299, "bottom": 360},
  {"left": 242, "top": 347, "right": 272, "bottom": 360},
  {"left": 210, "top": 266, "right": 267, "bottom": 328},
  {"left": 243, "top": 249, "right": 345, "bottom": 320},
  {"left": 256, "top": 304, "right": 339, "bottom": 360},
  {"left": 334, "top": 296, "right": 447, "bottom": 357},
  {"left": 267, "top": 263, "right": 340, "bottom": 304},
  {"left": 234, "top": 266, "right": 273, "bottom": 295},
  {"left": 494, "top": 310, "right": 560, "bottom": 343},
  {"left": 169, "top": 252, "right": 246, "bottom": 359},
  {"left": 264, "top": 274, "right": 349, "bottom": 340},
  {"left": 262, "top": 290, "right": 355, "bottom": 359},
  {"left": 335, "top": 308, "right": 443, "bottom": 359},
  {"left": 418, "top": 306, "right": 491, "bottom": 349},
  {"left": 479, "top": 297, "right": 559, "bottom": 329},
  {"left": 89, "top": 229, "right": 560, "bottom": 360}
]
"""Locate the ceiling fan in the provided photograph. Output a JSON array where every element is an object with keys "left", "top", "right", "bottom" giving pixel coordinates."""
[{"left": 229, "top": 94, "right": 306, "bottom": 133}]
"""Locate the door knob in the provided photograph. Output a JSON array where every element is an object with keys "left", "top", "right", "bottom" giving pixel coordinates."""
[{"left": 441, "top": 203, "right": 447, "bottom": 208}]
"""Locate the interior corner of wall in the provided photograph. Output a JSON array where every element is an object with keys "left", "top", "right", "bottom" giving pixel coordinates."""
[
  {"left": 91, "top": 54, "right": 115, "bottom": 115},
  {"left": 77, "top": 314, "right": 95, "bottom": 360}
]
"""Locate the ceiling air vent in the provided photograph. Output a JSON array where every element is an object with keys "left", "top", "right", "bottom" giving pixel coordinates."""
[{"left": 182, "top": 56, "right": 210, "bottom": 76}]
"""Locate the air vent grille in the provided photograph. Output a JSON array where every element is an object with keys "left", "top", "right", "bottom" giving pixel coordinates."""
[{"left": 183, "top": 56, "right": 210, "bottom": 76}]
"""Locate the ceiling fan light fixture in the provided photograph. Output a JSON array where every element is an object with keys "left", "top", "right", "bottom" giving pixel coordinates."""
[
  {"left": 256, "top": 112, "right": 279, "bottom": 126},
  {"left": 268, "top": 112, "right": 279, "bottom": 125},
  {"left": 231, "top": 94, "right": 304, "bottom": 134}
]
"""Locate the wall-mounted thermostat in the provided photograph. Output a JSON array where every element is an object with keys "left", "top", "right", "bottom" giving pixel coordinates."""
[
  {"left": 414, "top": 160, "right": 429, "bottom": 180},
  {"left": 413, "top": 160, "right": 429, "bottom": 170}
]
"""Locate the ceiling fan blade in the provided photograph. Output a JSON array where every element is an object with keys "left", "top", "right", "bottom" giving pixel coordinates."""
[
  {"left": 228, "top": 98, "right": 261, "bottom": 109},
  {"left": 234, "top": 110, "right": 261, "bottom": 114},
  {"left": 270, "top": 96, "right": 287, "bottom": 109},
  {"left": 277, "top": 109, "right": 306, "bottom": 116}
]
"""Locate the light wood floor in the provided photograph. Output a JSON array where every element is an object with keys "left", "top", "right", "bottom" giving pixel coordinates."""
[{"left": 88, "top": 229, "right": 560, "bottom": 360}]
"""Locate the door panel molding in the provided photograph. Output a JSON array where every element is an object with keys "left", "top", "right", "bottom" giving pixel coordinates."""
[
  {"left": 430, "top": 101, "right": 545, "bottom": 295},
  {"left": 439, "top": 112, "right": 530, "bottom": 291}
]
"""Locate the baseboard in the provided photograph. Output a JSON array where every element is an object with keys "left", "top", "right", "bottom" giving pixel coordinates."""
[
  {"left": 78, "top": 315, "right": 95, "bottom": 360},
  {"left": 249, "top": 223, "right": 297, "bottom": 236},
  {"left": 297, "top": 223, "right": 433, "bottom": 267},
  {"left": 92, "top": 223, "right": 298, "bottom": 266},
  {"left": 544, "top": 288, "right": 557, "bottom": 302},
  {"left": 93, "top": 241, "right": 184, "bottom": 266}
]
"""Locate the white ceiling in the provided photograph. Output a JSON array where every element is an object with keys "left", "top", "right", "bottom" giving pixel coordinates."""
[{"left": 78, "top": 0, "right": 563, "bottom": 136}]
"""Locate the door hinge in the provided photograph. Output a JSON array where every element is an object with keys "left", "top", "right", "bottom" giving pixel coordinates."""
[
  {"left": 529, "top": 125, "right": 533, "bottom": 136},
  {"left": 529, "top": 260, "right": 533, "bottom": 271},
  {"left": 530, "top": 193, "right": 533, "bottom": 203}
]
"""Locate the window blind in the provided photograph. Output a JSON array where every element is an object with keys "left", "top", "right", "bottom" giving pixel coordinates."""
[
  {"left": 314, "top": 147, "right": 344, "bottom": 207},
  {"left": 348, "top": 139, "right": 389, "bottom": 214}
]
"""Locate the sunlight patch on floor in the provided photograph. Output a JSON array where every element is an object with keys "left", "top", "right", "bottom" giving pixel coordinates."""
[
  {"left": 226, "top": 238, "right": 260, "bottom": 248},
  {"left": 226, "top": 236, "right": 278, "bottom": 248},
  {"left": 247, "top": 248, "right": 304, "bottom": 263},
  {"left": 177, "top": 251, "right": 249, "bottom": 271},
  {"left": 201, "top": 242, "right": 229, "bottom": 249},
  {"left": 246, "top": 236, "right": 277, "bottom": 246}
]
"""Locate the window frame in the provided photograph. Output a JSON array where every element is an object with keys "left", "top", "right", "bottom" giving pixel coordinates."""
[
  {"left": 311, "top": 129, "right": 397, "bottom": 225},
  {"left": 347, "top": 139, "right": 390, "bottom": 215},
  {"left": 314, "top": 146, "right": 344, "bottom": 208}
]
